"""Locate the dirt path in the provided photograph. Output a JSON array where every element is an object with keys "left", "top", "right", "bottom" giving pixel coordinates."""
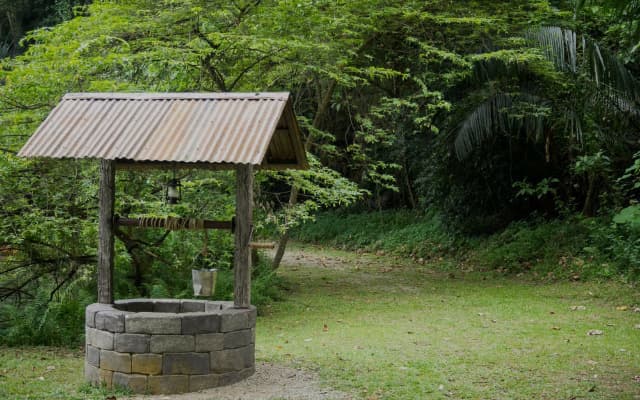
[
  {"left": 126, "top": 361, "right": 349, "bottom": 400},
  {"left": 127, "top": 247, "right": 351, "bottom": 400}
]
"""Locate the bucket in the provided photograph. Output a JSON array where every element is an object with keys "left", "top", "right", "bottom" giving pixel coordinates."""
[{"left": 192, "top": 268, "right": 217, "bottom": 297}]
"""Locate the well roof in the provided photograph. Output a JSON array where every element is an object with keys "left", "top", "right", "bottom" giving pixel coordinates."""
[{"left": 18, "top": 92, "right": 308, "bottom": 170}]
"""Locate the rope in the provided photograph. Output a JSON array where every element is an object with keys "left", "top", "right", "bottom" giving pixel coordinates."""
[{"left": 135, "top": 217, "right": 206, "bottom": 230}]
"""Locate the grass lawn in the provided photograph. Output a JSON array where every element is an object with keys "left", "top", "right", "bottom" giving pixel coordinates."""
[
  {"left": 258, "top": 244, "right": 640, "bottom": 399},
  {"left": 1, "top": 243, "right": 639, "bottom": 399}
]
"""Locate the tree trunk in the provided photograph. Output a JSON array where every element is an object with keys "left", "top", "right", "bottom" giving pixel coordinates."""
[
  {"left": 582, "top": 175, "right": 596, "bottom": 217},
  {"left": 272, "top": 79, "right": 336, "bottom": 270}
]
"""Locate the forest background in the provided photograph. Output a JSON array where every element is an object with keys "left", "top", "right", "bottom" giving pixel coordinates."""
[{"left": 0, "top": 0, "right": 639, "bottom": 346}]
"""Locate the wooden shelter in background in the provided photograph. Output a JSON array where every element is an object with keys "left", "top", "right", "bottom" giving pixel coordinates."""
[{"left": 18, "top": 92, "right": 308, "bottom": 308}]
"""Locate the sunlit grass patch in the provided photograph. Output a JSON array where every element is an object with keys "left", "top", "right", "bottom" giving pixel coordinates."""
[{"left": 258, "top": 244, "right": 640, "bottom": 399}]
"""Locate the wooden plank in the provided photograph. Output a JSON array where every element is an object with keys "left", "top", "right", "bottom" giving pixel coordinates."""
[
  {"left": 98, "top": 159, "right": 116, "bottom": 304},
  {"left": 249, "top": 242, "right": 276, "bottom": 249},
  {"left": 115, "top": 217, "right": 233, "bottom": 231},
  {"left": 234, "top": 165, "right": 253, "bottom": 308},
  {"left": 116, "top": 160, "right": 305, "bottom": 171},
  {"left": 283, "top": 98, "right": 309, "bottom": 168}
]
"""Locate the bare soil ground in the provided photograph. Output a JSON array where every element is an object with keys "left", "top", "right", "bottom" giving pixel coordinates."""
[{"left": 126, "top": 361, "right": 349, "bottom": 400}]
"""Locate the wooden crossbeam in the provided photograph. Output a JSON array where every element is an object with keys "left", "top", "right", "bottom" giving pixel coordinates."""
[{"left": 115, "top": 217, "right": 233, "bottom": 231}]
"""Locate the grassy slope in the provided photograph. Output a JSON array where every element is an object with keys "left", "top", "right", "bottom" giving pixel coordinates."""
[
  {"left": 258, "top": 244, "right": 640, "bottom": 399},
  {"left": 1, "top": 245, "right": 639, "bottom": 399}
]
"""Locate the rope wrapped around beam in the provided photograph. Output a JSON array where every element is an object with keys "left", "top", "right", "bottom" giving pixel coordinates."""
[{"left": 115, "top": 216, "right": 234, "bottom": 231}]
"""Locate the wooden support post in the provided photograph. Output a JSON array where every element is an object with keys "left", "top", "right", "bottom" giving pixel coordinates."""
[
  {"left": 98, "top": 159, "right": 116, "bottom": 304},
  {"left": 234, "top": 164, "right": 253, "bottom": 308}
]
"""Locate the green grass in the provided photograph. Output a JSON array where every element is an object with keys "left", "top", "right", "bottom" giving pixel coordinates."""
[
  {"left": 1, "top": 244, "right": 639, "bottom": 399},
  {"left": 0, "top": 347, "right": 129, "bottom": 400},
  {"left": 258, "top": 244, "right": 640, "bottom": 399}
]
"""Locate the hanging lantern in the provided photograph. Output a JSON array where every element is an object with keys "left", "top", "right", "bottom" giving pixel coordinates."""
[{"left": 166, "top": 178, "right": 181, "bottom": 204}]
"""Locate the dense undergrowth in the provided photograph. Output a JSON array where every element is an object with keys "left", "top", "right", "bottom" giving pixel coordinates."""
[
  {"left": 0, "top": 256, "right": 283, "bottom": 346},
  {"left": 293, "top": 210, "right": 640, "bottom": 281}
]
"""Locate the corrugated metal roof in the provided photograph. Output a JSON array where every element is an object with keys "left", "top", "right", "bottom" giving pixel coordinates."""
[{"left": 18, "top": 92, "right": 308, "bottom": 169}]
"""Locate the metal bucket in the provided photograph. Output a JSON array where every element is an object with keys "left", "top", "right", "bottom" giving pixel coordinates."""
[{"left": 192, "top": 269, "right": 217, "bottom": 297}]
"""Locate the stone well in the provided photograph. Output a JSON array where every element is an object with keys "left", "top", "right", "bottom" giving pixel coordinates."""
[{"left": 84, "top": 299, "right": 256, "bottom": 394}]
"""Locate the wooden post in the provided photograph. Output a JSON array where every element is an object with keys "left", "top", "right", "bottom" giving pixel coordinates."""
[
  {"left": 234, "top": 164, "right": 253, "bottom": 308},
  {"left": 98, "top": 159, "right": 116, "bottom": 304}
]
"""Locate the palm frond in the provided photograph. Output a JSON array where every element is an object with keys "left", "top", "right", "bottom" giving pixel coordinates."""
[
  {"left": 455, "top": 93, "right": 549, "bottom": 159},
  {"left": 526, "top": 26, "right": 640, "bottom": 102}
]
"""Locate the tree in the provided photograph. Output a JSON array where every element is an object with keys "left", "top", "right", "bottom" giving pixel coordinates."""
[{"left": 452, "top": 25, "right": 639, "bottom": 217}]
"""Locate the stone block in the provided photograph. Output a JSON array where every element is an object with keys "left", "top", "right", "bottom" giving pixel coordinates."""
[
  {"left": 153, "top": 299, "right": 181, "bottom": 313},
  {"left": 100, "top": 350, "right": 131, "bottom": 373},
  {"left": 115, "top": 333, "right": 149, "bottom": 353},
  {"left": 86, "top": 345, "right": 100, "bottom": 367},
  {"left": 247, "top": 307, "right": 257, "bottom": 327},
  {"left": 223, "top": 329, "right": 252, "bottom": 349},
  {"left": 132, "top": 353, "right": 163, "bottom": 375},
  {"left": 125, "top": 313, "right": 181, "bottom": 334},
  {"left": 220, "top": 309, "right": 249, "bottom": 332},
  {"left": 163, "top": 352, "right": 209, "bottom": 375},
  {"left": 84, "top": 361, "right": 100, "bottom": 384},
  {"left": 150, "top": 334, "right": 194, "bottom": 353},
  {"left": 195, "top": 333, "right": 224, "bottom": 352},
  {"left": 95, "top": 311, "right": 125, "bottom": 333},
  {"left": 85, "top": 303, "right": 114, "bottom": 328},
  {"left": 87, "top": 328, "right": 114, "bottom": 350},
  {"left": 181, "top": 300, "right": 205, "bottom": 313},
  {"left": 99, "top": 369, "right": 114, "bottom": 388},
  {"left": 251, "top": 328, "right": 256, "bottom": 344},
  {"left": 113, "top": 372, "right": 148, "bottom": 394},
  {"left": 182, "top": 312, "right": 220, "bottom": 334},
  {"left": 210, "top": 346, "right": 253, "bottom": 373},
  {"left": 219, "top": 366, "right": 255, "bottom": 386},
  {"left": 148, "top": 375, "right": 189, "bottom": 395},
  {"left": 205, "top": 301, "right": 224, "bottom": 312},
  {"left": 189, "top": 374, "right": 220, "bottom": 391},
  {"left": 115, "top": 299, "right": 153, "bottom": 312}
]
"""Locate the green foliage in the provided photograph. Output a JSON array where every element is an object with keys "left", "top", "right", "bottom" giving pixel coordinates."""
[
  {"left": 295, "top": 210, "right": 640, "bottom": 280},
  {"left": 293, "top": 210, "right": 461, "bottom": 258},
  {"left": 0, "top": 285, "right": 93, "bottom": 346},
  {"left": 513, "top": 177, "right": 559, "bottom": 199},
  {"left": 212, "top": 255, "right": 285, "bottom": 310}
]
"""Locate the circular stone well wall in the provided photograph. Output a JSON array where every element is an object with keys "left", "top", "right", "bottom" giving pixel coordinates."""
[{"left": 84, "top": 299, "right": 256, "bottom": 394}]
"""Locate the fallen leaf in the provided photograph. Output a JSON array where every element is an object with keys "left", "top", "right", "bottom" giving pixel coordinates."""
[
  {"left": 304, "top": 338, "right": 312, "bottom": 342},
  {"left": 570, "top": 305, "right": 586, "bottom": 311},
  {"left": 551, "top": 326, "right": 561, "bottom": 330},
  {"left": 633, "top": 375, "right": 640, "bottom": 383},
  {"left": 45, "top": 366, "right": 55, "bottom": 372},
  {"left": 616, "top": 305, "right": 629, "bottom": 311},
  {"left": 634, "top": 324, "right": 640, "bottom": 330},
  {"left": 323, "top": 324, "right": 329, "bottom": 332},
  {"left": 587, "top": 329, "right": 603, "bottom": 336},
  {"left": 633, "top": 307, "right": 640, "bottom": 313},
  {"left": 586, "top": 360, "right": 598, "bottom": 365}
]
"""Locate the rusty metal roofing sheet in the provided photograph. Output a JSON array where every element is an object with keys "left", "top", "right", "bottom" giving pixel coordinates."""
[{"left": 18, "top": 92, "right": 307, "bottom": 169}]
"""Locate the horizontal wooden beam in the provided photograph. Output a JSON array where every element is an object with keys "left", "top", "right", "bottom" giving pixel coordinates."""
[
  {"left": 249, "top": 242, "right": 275, "bottom": 249},
  {"left": 115, "top": 160, "right": 307, "bottom": 171},
  {"left": 115, "top": 217, "right": 233, "bottom": 231}
]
